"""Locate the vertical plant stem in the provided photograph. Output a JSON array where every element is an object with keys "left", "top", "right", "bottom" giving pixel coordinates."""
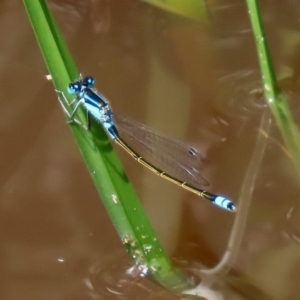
[{"left": 246, "top": 0, "right": 300, "bottom": 175}]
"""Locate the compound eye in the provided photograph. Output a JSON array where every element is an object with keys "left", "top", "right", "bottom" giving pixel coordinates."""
[
  {"left": 83, "top": 76, "right": 95, "bottom": 87},
  {"left": 67, "top": 82, "right": 81, "bottom": 94}
]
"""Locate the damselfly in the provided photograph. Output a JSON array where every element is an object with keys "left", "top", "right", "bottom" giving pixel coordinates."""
[{"left": 58, "top": 76, "right": 236, "bottom": 212}]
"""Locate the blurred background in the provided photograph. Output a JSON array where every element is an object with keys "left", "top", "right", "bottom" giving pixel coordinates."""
[{"left": 1, "top": 0, "right": 300, "bottom": 299}]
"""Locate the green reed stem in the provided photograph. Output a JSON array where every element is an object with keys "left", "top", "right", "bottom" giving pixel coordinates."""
[
  {"left": 246, "top": 0, "right": 300, "bottom": 175},
  {"left": 23, "top": 0, "right": 192, "bottom": 292}
]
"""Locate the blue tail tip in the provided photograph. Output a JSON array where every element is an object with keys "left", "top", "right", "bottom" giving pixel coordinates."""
[{"left": 214, "top": 196, "right": 237, "bottom": 212}]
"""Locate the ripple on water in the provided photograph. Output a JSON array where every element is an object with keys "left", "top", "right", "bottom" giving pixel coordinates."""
[
  {"left": 87, "top": 252, "right": 180, "bottom": 299},
  {"left": 215, "top": 69, "right": 267, "bottom": 120},
  {"left": 284, "top": 205, "right": 300, "bottom": 243}
]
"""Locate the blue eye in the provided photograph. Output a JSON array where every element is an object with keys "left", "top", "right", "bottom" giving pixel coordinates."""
[
  {"left": 83, "top": 76, "right": 95, "bottom": 87},
  {"left": 67, "top": 82, "right": 81, "bottom": 94}
]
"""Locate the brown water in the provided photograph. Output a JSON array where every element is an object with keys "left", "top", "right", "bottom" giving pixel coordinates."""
[{"left": 1, "top": 0, "right": 300, "bottom": 299}]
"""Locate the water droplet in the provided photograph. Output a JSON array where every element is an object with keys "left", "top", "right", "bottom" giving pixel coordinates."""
[
  {"left": 111, "top": 194, "right": 118, "bottom": 204},
  {"left": 143, "top": 244, "right": 152, "bottom": 253}
]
